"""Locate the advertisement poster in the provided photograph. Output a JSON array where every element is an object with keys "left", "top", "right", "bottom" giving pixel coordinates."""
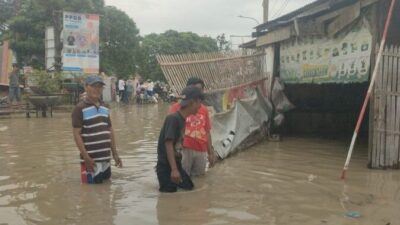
[
  {"left": 280, "top": 25, "right": 373, "bottom": 84},
  {"left": 62, "top": 12, "right": 99, "bottom": 73}
]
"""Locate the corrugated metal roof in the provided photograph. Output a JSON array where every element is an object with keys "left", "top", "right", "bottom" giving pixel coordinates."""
[{"left": 255, "top": 0, "right": 359, "bottom": 33}]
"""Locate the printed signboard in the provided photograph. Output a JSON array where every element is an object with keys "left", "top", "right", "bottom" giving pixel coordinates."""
[
  {"left": 62, "top": 12, "right": 99, "bottom": 73},
  {"left": 280, "top": 25, "right": 372, "bottom": 84}
]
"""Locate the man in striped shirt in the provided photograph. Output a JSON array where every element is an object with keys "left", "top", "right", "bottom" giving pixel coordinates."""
[{"left": 72, "top": 75, "right": 122, "bottom": 184}]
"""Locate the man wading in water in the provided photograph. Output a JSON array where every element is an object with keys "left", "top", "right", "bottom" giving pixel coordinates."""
[
  {"left": 169, "top": 77, "right": 216, "bottom": 176},
  {"left": 72, "top": 75, "right": 123, "bottom": 184},
  {"left": 156, "top": 86, "right": 204, "bottom": 192}
]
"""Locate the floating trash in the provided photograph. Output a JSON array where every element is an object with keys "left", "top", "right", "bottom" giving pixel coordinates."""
[
  {"left": 346, "top": 211, "right": 361, "bottom": 218},
  {"left": 308, "top": 174, "right": 317, "bottom": 182},
  {"left": 0, "top": 126, "right": 8, "bottom": 132}
]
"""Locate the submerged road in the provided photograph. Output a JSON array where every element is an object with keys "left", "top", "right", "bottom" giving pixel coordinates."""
[{"left": 0, "top": 103, "right": 399, "bottom": 225}]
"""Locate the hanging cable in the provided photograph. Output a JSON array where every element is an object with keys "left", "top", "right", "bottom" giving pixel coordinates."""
[
  {"left": 269, "top": 0, "right": 278, "bottom": 15},
  {"left": 271, "top": 0, "right": 290, "bottom": 19}
]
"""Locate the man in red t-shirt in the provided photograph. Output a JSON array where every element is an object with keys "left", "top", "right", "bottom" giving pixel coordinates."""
[{"left": 169, "top": 77, "right": 216, "bottom": 176}]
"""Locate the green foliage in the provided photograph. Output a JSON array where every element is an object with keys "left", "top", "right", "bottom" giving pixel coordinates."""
[
  {"left": 30, "top": 70, "right": 62, "bottom": 95},
  {"left": 4, "top": 0, "right": 104, "bottom": 68},
  {"left": 139, "top": 30, "right": 218, "bottom": 81},
  {"left": 4, "top": 1, "right": 139, "bottom": 79},
  {"left": 99, "top": 6, "right": 140, "bottom": 79},
  {"left": 0, "top": 0, "right": 15, "bottom": 36},
  {"left": 3, "top": 1, "right": 219, "bottom": 82},
  {"left": 216, "top": 33, "right": 230, "bottom": 51}
]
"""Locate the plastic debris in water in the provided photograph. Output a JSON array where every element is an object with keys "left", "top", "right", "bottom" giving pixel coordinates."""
[
  {"left": 346, "top": 211, "right": 361, "bottom": 218},
  {"left": 221, "top": 131, "right": 235, "bottom": 148},
  {"left": 0, "top": 126, "right": 8, "bottom": 132},
  {"left": 308, "top": 174, "right": 317, "bottom": 182}
]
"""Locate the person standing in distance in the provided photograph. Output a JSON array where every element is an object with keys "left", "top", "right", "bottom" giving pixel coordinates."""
[
  {"left": 118, "top": 78, "right": 125, "bottom": 102},
  {"left": 8, "top": 63, "right": 21, "bottom": 105}
]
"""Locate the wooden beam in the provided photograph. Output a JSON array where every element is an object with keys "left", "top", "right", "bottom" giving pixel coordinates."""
[
  {"left": 297, "top": 19, "right": 325, "bottom": 36},
  {"left": 326, "top": 2, "right": 361, "bottom": 36},
  {"left": 361, "top": 0, "right": 381, "bottom": 7},
  {"left": 159, "top": 52, "right": 264, "bottom": 66},
  {"left": 256, "top": 26, "right": 293, "bottom": 47}
]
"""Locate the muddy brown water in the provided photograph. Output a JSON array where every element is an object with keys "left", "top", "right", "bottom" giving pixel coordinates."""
[{"left": 0, "top": 103, "right": 399, "bottom": 225}]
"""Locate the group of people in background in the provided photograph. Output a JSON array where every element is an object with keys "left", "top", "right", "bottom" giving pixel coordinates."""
[
  {"left": 117, "top": 78, "right": 134, "bottom": 104},
  {"left": 4, "top": 64, "right": 177, "bottom": 107},
  {"left": 116, "top": 78, "right": 175, "bottom": 104}
]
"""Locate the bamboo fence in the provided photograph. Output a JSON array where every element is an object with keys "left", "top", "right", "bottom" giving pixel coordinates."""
[
  {"left": 156, "top": 49, "right": 267, "bottom": 94},
  {"left": 370, "top": 45, "right": 400, "bottom": 168}
]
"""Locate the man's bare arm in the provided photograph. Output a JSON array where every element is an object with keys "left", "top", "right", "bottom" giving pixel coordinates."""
[
  {"left": 72, "top": 128, "right": 94, "bottom": 171},
  {"left": 110, "top": 127, "right": 122, "bottom": 167},
  {"left": 166, "top": 140, "right": 181, "bottom": 184}
]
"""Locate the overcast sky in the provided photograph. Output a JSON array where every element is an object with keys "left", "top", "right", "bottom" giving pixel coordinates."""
[{"left": 105, "top": 0, "right": 316, "bottom": 46}]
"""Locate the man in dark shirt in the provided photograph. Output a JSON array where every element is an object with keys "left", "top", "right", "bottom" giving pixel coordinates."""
[{"left": 156, "top": 86, "right": 204, "bottom": 192}]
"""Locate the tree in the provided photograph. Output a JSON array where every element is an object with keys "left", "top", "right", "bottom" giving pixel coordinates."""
[
  {"left": 99, "top": 6, "right": 140, "bottom": 79},
  {"left": 4, "top": 1, "right": 214, "bottom": 80},
  {"left": 0, "top": 0, "right": 16, "bottom": 37},
  {"left": 4, "top": 1, "right": 139, "bottom": 78},
  {"left": 4, "top": 0, "right": 105, "bottom": 68},
  {"left": 139, "top": 30, "right": 218, "bottom": 81},
  {"left": 216, "top": 33, "right": 230, "bottom": 51}
]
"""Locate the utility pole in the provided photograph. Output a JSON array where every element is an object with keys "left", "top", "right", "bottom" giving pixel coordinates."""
[
  {"left": 52, "top": 10, "right": 62, "bottom": 72},
  {"left": 263, "top": 0, "right": 269, "bottom": 23}
]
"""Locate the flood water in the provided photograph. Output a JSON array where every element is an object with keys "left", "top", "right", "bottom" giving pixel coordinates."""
[{"left": 0, "top": 103, "right": 399, "bottom": 225}]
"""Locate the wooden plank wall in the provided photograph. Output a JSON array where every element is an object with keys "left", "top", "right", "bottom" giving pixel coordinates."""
[
  {"left": 371, "top": 45, "right": 400, "bottom": 169},
  {"left": 156, "top": 49, "right": 267, "bottom": 94}
]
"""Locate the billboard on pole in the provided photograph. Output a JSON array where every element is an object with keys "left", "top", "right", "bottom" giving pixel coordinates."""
[{"left": 62, "top": 12, "right": 99, "bottom": 73}]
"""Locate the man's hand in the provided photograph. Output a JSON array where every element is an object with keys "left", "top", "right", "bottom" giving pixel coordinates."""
[
  {"left": 83, "top": 155, "right": 95, "bottom": 172},
  {"left": 208, "top": 153, "right": 216, "bottom": 168},
  {"left": 208, "top": 146, "right": 216, "bottom": 168},
  {"left": 113, "top": 153, "right": 123, "bottom": 168},
  {"left": 170, "top": 169, "right": 182, "bottom": 184}
]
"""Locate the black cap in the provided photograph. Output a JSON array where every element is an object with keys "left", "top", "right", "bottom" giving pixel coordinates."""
[
  {"left": 180, "top": 86, "right": 204, "bottom": 107},
  {"left": 85, "top": 75, "right": 105, "bottom": 86},
  {"left": 186, "top": 77, "right": 205, "bottom": 88}
]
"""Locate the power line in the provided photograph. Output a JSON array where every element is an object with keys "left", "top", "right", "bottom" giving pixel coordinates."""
[
  {"left": 269, "top": 0, "right": 278, "bottom": 15},
  {"left": 271, "top": 0, "right": 290, "bottom": 19},
  {"left": 272, "top": 0, "right": 289, "bottom": 19}
]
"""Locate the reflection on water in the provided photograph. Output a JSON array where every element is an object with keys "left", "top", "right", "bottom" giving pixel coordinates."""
[{"left": 0, "top": 103, "right": 399, "bottom": 225}]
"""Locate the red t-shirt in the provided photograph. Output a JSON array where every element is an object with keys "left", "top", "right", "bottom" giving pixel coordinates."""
[{"left": 169, "top": 102, "right": 211, "bottom": 152}]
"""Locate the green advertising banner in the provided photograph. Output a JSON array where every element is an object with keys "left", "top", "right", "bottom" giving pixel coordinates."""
[{"left": 280, "top": 25, "right": 372, "bottom": 84}]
